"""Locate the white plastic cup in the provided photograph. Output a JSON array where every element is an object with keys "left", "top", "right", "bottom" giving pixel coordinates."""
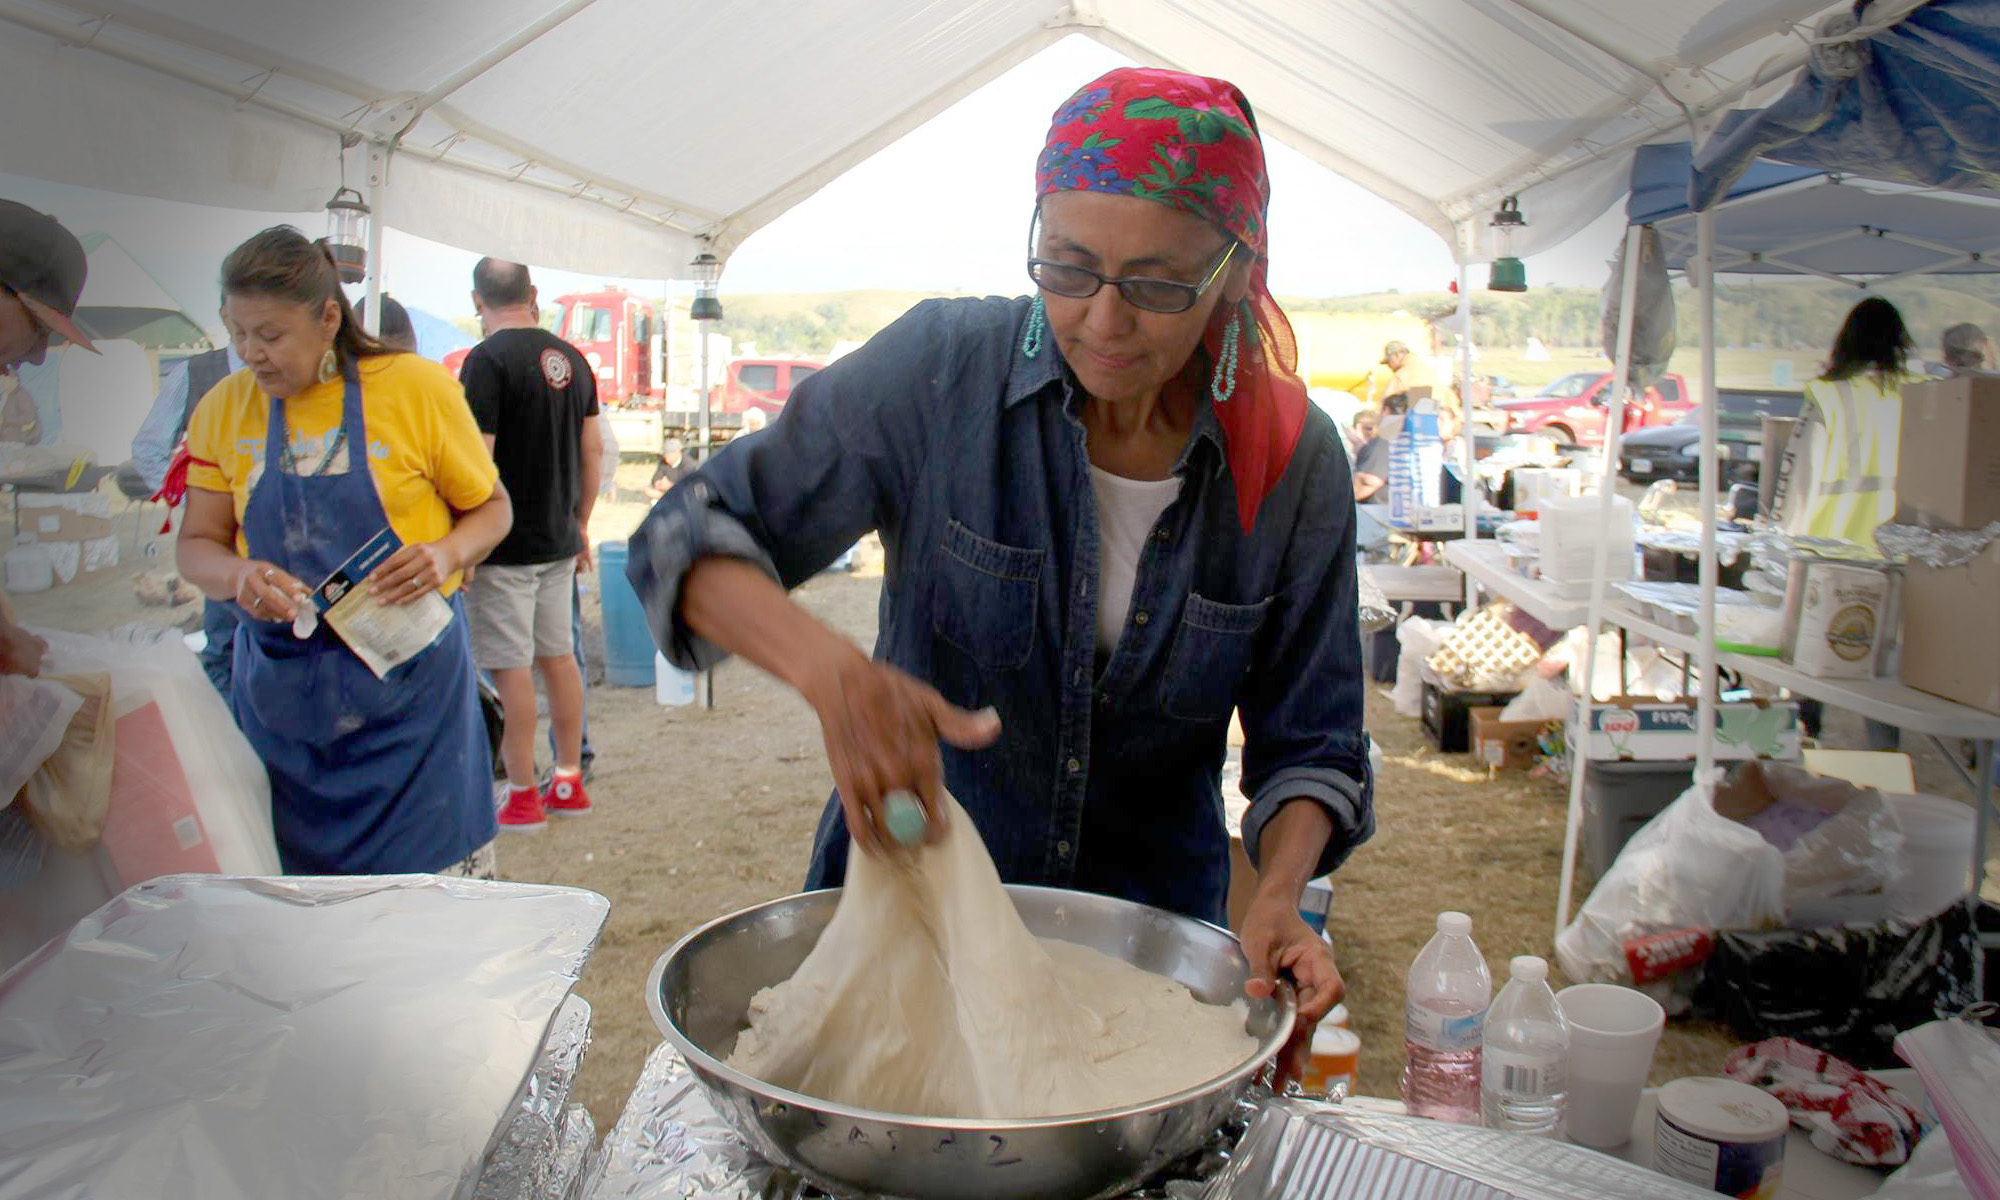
[{"left": 1555, "top": 983, "right": 1665, "bottom": 1148}]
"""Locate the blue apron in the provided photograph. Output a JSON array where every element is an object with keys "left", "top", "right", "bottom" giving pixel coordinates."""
[{"left": 230, "top": 365, "right": 495, "bottom": 874}]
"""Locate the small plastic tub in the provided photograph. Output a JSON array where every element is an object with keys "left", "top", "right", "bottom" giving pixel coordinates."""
[{"left": 1653, "top": 1076, "right": 1788, "bottom": 1198}]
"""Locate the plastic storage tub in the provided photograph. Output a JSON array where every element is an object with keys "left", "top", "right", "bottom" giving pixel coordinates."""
[
  {"left": 1884, "top": 793, "right": 1977, "bottom": 919},
  {"left": 1582, "top": 759, "right": 1695, "bottom": 877}
]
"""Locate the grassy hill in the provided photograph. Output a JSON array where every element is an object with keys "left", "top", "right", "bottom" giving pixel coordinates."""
[{"left": 663, "top": 276, "right": 2000, "bottom": 394}]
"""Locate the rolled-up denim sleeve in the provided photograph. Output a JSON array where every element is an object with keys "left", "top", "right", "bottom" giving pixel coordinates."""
[
  {"left": 1238, "top": 425, "right": 1375, "bottom": 878},
  {"left": 625, "top": 301, "right": 949, "bottom": 670}
]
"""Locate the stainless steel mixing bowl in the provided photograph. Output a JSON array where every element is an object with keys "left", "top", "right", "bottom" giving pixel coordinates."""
[{"left": 645, "top": 884, "right": 1294, "bottom": 1200}]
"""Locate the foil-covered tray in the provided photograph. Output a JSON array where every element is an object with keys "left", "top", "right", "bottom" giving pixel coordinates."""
[
  {"left": 1200, "top": 1100, "right": 1718, "bottom": 1199},
  {"left": 0, "top": 874, "right": 609, "bottom": 1200},
  {"left": 477, "top": 992, "right": 596, "bottom": 1200}
]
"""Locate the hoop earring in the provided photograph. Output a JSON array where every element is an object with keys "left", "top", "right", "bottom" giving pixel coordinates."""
[
  {"left": 317, "top": 348, "right": 338, "bottom": 384},
  {"left": 1020, "top": 294, "right": 1046, "bottom": 359},
  {"left": 1210, "top": 304, "right": 1243, "bottom": 405}
]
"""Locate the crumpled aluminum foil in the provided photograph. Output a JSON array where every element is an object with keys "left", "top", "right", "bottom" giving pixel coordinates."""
[
  {"left": 1634, "top": 527, "right": 1750, "bottom": 566},
  {"left": 1358, "top": 570, "right": 1397, "bottom": 634},
  {"left": 579, "top": 1043, "right": 1264, "bottom": 1200},
  {"left": 1874, "top": 521, "right": 2000, "bottom": 569},
  {"left": 1200, "top": 1100, "right": 1719, "bottom": 1199},
  {"left": 0, "top": 873, "right": 610, "bottom": 1200},
  {"left": 550, "top": 1104, "right": 598, "bottom": 1200},
  {"left": 476, "top": 993, "right": 596, "bottom": 1200}
]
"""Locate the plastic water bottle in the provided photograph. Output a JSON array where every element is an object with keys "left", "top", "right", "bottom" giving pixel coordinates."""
[
  {"left": 1481, "top": 955, "right": 1569, "bottom": 1136},
  {"left": 1401, "top": 911, "right": 1491, "bottom": 1123}
]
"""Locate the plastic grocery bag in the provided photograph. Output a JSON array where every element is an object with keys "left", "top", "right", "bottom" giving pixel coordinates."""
[
  {"left": 1497, "top": 675, "right": 1570, "bottom": 723},
  {"left": 37, "top": 626, "right": 278, "bottom": 878},
  {"left": 1555, "top": 782, "right": 1786, "bottom": 986},
  {"left": 16, "top": 673, "right": 114, "bottom": 853},
  {"left": 1391, "top": 616, "right": 1449, "bottom": 717}
]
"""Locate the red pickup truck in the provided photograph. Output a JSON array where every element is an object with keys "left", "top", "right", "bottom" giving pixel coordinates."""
[{"left": 1480, "top": 371, "right": 1691, "bottom": 447}]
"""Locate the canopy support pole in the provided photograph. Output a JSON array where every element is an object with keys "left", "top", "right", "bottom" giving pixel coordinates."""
[
  {"left": 361, "top": 143, "right": 390, "bottom": 336},
  {"left": 697, "top": 304, "right": 714, "bottom": 710},
  {"left": 1457, "top": 261, "right": 1478, "bottom": 605},
  {"left": 1555, "top": 221, "right": 1644, "bottom": 943},
  {"left": 1694, "top": 208, "right": 1721, "bottom": 797}
]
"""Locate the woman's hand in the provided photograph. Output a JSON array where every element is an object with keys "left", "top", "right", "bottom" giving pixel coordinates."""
[
  {"left": 1240, "top": 887, "right": 1345, "bottom": 1092},
  {"left": 367, "top": 541, "right": 459, "bottom": 606},
  {"left": 801, "top": 648, "right": 1001, "bottom": 856},
  {"left": 233, "top": 559, "right": 310, "bottom": 623},
  {"left": 0, "top": 615, "right": 47, "bottom": 677}
]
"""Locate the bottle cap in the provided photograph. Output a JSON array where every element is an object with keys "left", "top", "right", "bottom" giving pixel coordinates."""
[
  {"left": 1509, "top": 954, "right": 1548, "bottom": 982},
  {"left": 1437, "top": 911, "right": 1472, "bottom": 936}
]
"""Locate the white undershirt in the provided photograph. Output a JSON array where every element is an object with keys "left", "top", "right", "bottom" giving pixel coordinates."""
[{"left": 1088, "top": 466, "right": 1181, "bottom": 652}]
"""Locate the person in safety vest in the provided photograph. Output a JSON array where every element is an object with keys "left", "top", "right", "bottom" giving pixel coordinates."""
[{"left": 1777, "top": 298, "right": 1918, "bottom": 548}]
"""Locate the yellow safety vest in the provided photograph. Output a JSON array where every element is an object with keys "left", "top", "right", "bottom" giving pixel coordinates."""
[{"left": 1787, "top": 373, "right": 1909, "bottom": 547}]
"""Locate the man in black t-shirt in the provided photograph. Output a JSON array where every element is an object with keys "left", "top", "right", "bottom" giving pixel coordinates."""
[
  {"left": 461, "top": 258, "right": 601, "bottom": 832},
  {"left": 646, "top": 436, "right": 691, "bottom": 500}
]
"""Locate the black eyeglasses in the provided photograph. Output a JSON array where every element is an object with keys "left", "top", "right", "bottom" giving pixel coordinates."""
[{"left": 1027, "top": 239, "right": 1237, "bottom": 314}]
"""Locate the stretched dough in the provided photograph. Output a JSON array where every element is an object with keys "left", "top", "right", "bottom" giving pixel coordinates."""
[{"left": 727, "top": 792, "right": 1254, "bottom": 1118}]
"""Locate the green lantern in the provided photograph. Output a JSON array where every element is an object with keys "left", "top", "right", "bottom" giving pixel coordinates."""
[{"left": 1488, "top": 196, "right": 1527, "bottom": 293}]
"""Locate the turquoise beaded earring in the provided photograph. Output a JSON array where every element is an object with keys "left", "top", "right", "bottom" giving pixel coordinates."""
[
  {"left": 1210, "top": 301, "right": 1244, "bottom": 404},
  {"left": 1020, "top": 294, "right": 1046, "bottom": 359}
]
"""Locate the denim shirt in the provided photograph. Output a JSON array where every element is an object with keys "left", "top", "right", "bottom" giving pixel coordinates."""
[{"left": 627, "top": 296, "right": 1372, "bottom": 924}]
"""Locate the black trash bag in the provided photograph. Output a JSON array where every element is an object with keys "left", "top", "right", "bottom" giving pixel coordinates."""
[
  {"left": 479, "top": 674, "right": 506, "bottom": 779},
  {"left": 1693, "top": 901, "right": 1978, "bottom": 1068}
]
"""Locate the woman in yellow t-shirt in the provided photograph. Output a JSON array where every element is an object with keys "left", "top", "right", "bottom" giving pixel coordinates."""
[{"left": 177, "top": 227, "right": 513, "bottom": 877}]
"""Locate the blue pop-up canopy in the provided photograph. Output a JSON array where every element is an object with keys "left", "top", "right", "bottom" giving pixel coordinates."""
[
  {"left": 1692, "top": 0, "right": 2000, "bottom": 209},
  {"left": 1632, "top": 139, "right": 2000, "bottom": 284}
]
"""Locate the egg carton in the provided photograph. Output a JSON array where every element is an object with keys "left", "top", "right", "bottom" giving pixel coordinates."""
[{"left": 1424, "top": 605, "right": 1541, "bottom": 691}]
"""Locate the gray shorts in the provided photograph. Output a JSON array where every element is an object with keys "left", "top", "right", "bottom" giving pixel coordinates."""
[{"left": 468, "top": 560, "right": 576, "bottom": 669}]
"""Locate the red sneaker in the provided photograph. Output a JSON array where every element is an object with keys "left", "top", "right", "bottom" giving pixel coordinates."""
[
  {"left": 497, "top": 784, "right": 546, "bottom": 833},
  {"left": 542, "top": 771, "right": 592, "bottom": 817}
]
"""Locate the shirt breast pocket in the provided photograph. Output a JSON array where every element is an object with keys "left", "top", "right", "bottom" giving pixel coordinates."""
[
  {"left": 1161, "top": 592, "right": 1273, "bottom": 723},
  {"left": 933, "top": 519, "right": 1043, "bottom": 671}
]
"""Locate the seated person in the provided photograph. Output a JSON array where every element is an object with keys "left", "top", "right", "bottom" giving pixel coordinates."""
[
  {"left": 646, "top": 436, "right": 691, "bottom": 500},
  {"left": 1350, "top": 408, "right": 1388, "bottom": 502}
]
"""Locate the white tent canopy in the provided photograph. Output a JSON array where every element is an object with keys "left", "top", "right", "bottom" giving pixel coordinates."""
[{"left": 0, "top": 0, "right": 1890, "bottom": 279}]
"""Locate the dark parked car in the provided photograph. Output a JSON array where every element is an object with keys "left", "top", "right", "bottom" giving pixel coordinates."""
[{"left": 1618, "top": 388, "right": 1803, "bottom": 484}]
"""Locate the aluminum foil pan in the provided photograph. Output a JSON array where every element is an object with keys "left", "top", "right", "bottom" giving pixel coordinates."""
[
  {"left": 1200, "top": 1100, "right": 1719, "bottom": 1199},
  {"left": 0, "top": 874, "right": 609, "bottom": 1200},
  {"left": 477, "top": 992, "right": 595, "bottom": 1200}
]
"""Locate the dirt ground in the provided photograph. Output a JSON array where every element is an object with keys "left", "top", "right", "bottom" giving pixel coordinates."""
[{"left": 7, "top": 462, "right": 1991, "bottom": 1132}]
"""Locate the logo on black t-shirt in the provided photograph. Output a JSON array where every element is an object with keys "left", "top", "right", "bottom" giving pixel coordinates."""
[{"left": 539, "top": 347, "right": 573, "bottom": 390}]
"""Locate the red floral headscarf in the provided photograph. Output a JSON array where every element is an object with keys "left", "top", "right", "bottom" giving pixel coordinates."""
[{"left": 1035, "top": 67, "right": 1308, "bottom": 532}]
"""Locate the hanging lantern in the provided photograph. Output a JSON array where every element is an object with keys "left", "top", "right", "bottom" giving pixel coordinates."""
[
  {"left": 323, "top": 186, "right": 370, "bottom": 284},
  {"left": 1488, "top": 196, "right": 1528, "bottom": 293},
  {"left": 689, "top": 252, "right": 724, "bottom": 322}
]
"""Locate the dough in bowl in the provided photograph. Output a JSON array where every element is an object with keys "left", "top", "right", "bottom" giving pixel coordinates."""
[{"left": 727, "top": 791, "right": 1255, "bottom": 1118}]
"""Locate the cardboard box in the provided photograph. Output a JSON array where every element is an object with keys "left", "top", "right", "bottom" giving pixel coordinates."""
[
  {"left": 1578, "top": 697, "right": 1802, "bottom": 761},
  {"left": 1899, "top": 539, "right": 2000, "bottom": 715},
  {"left": 1897, "top": 378, "right": 2000, "bottom": 529},
  {"left": 1421, "top": 679, "right": 1521, "bottom": 752},
  {"left": 1468, "top": 706, "right": 1550, "bottom": 770},
  {"left": 18, "top": 492, "right": 114, "bottom": 542}
]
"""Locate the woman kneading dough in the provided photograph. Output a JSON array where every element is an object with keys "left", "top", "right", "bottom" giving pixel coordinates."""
[{"left": 628, "top": 67, "right": 1373, "bottom": 1083}]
